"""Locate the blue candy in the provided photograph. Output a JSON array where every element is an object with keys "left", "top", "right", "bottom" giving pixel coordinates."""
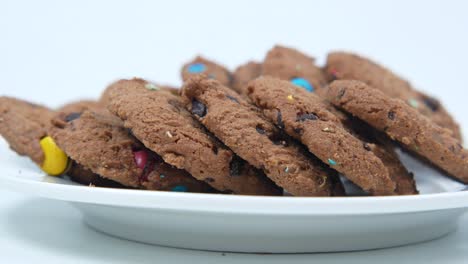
[
  {"left": 187, "top": 63, "right": 206, "bottom": 73},
  {"left": 172, "top": 185, "right": 188, "bottom": 192},
  {"left": 291, "top": 77, "right": 314, "bottom": 92}
]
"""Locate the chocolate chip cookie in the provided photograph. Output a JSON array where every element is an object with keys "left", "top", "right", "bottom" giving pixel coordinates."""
[
  {"left": 106, "top": 78, "right": 281, "bottom": 195},
  {"left": 325, "top": 52, "right": 462, "bottom": 141},
  {"left": 232, "top": 61, "right": 262, "bottom": 94},
  {"left": 181, "top": 76, "right": 345, "bottom": 197},
  {"left": 181, "top": 56, "right": 232, "bottom": 87},
  {"left": 246, "top": 76, "right": 398, "bottom": 195},
  {"left": 262, "top": 45, "right": 327, "bottom": 93},
  {"left": 326, "top": 80, "right": 468, "bottom": 183},
  {"left": 50, "top": 109, "right": 211, "bottom": 192}
]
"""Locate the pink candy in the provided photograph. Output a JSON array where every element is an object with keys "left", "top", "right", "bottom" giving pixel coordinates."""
[{"left": 133, "top": 150, "right": 148, "bottom": 170}]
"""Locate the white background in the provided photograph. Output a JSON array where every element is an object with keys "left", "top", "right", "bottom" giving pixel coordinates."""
[{"left": 1, "top": 0, "right": 468, "bottom": 263}]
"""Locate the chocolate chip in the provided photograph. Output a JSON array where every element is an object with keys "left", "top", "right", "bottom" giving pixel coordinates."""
[
  {"left": 191, "top": 99, "right": 206, "bottom": 117},
  {"left": 423, "top": 96, "right": 440, "bottom": 112},
  {"left": 337, "top": 88, "right": 346, "bottom": 99},
  {"left": 65, "top": 112, "right": 82, "bottom": 122},
  {"left": 255, "top": 125, "right": 266, "bottom": 134},
  {"left": 277, "top": 110, "right": 284, "bottom": 129},
  {"left": 212, "top": 146, "right": 218, "bottom": 154},
  {"left": 363, "top": 143, "right": 371, "bottom": 151},
  {"left": 296, "top": 113, "right": 318, "bottom": 122},
  {"left": 387, "top": 111, "right": 395, "bottom": 120},
  {"left": 226, "top": 95, "right": 239, "bottom": 104},
  {"left": 229, "top": 156, "right": 245, "bottom": 176}
]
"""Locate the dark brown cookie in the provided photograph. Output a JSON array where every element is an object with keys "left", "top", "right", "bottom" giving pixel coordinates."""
[
  {"left": 246, "top": 76, "right": 398, "bottom": 195},
  {"left": 106, "top": 78, "right": 281, "bottom": 195},
  {"left": 181, "top": 76, "right": 345, "bottom": 197},
  {"left": 325, "top": 80, "right": 468, "bottom": 183},
  {"left": 262, "top": 45, "right": 327, "bottom": 93},
  {"left": 232, "top": 61, "right": 262, "bottom": 94},
  {"left": 66, "top": 163, "right": 125, "bottom": 188},
  {"left": 50, "top": 109, "right": 211, "bottom": 192},
  {"left": 181, "top": 56, "right": 232, "bottom": 87},
  {"left": 325, "top": 52, "right": 462, "bottom": 141}
]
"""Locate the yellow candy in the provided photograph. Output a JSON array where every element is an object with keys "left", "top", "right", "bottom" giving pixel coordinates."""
[{"left": 40, "top": 136, "right": 69, "bottom": 176}]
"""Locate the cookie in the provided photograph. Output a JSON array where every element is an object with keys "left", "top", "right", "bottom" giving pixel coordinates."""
[
  {"left": 50, "top": 109, "right": 211, "bottom": 192},
  {"left": 325, "top": 80, "right": 468, "bottom": 183},
  {"left": 262, "top": 45, "right": 327, "bottom": 93},
  {"left": 325, "top": 52, "right": 462, "bottom": 141},
  {"left": 0, "top": 97, "right": 54, "bottom": 164},
  {"left": 66, "top": 163, "right": 125, "bottom": 188},
  {"left": 101, "top": 81, "right": 179, "bottom": 105},
  {"left": 337, "top": 114, "right": 418, "bottom": 195},
  {"left": 232, "top": 61, "right": 262, "bottom": 94},
  {"left": 0, "top": 97, "right": 115, "bottom": 186},
  {"left": 181, "top": 76, "right": 345, "bottom": 197},
  {"left": 246, "top": 76, "right": 397, "bottom": 195},
  {"left": 181, "top": 56, "right": 232, "bottom": 87},
  {"left": 106, "top": 78, "right": 281, "bottom": 195}
]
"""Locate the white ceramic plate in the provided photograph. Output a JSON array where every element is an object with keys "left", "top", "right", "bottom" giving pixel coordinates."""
[{"left": 0, "top": 138, "right": 467, "bottom": 253}]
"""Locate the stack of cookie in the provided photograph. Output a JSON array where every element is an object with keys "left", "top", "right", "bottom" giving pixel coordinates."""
[{"left": 1, "top": 45, "right": 466, "bottom": 196}]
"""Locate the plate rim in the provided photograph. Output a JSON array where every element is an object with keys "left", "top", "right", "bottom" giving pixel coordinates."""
[{"left": 1, "top": 172, "right": 468, "bottom": 215}]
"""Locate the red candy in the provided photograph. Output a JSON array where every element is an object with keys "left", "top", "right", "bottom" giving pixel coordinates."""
[{"left": 133, "top": 150, "right": 148, "bottom": 170}]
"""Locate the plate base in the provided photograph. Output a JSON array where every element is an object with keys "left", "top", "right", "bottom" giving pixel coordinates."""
[{"left": 74, "top": 202, "right": 463, "bottom": 253}]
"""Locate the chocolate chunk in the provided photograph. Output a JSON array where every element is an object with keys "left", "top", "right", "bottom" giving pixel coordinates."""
[
  {"left": 423, "top": 96, "right": 440, "bottom": 112},
  {"left": 191, "top": 99, "right": 207, "bottom": 117},
  {"left": 226, "top": 95, "right": 239, "bottom": 104},
  {"left": 296, "top": 113, "right": 318, "bottom": 122},
  {"left": 65, "top": 112, "right": 82, "bottom": 122},
  {"left": 229, "top": 156, "right": 245, "bottom": 176},
  {"left": 255, "top": 125, "right": 266, "bottom": 134},
  {"left": 277, "top": 110, "right": 284, "bottom": 129},
  {"left": 387, "top": 111, "right": 395, "bottom": 120}
]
